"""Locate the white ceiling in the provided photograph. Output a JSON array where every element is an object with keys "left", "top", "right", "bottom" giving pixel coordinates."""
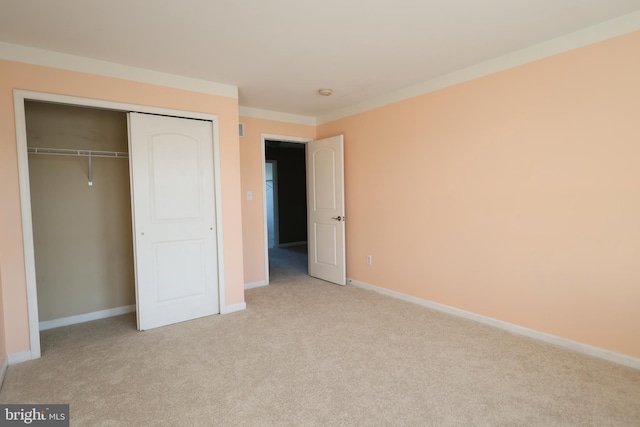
[{"left": 1, "top": 0, "right": 640, "bottom": 119}]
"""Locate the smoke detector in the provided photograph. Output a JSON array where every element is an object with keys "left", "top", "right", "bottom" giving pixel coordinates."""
[{"left": 318, "top": 88, "right": 333, "bottom": 96}]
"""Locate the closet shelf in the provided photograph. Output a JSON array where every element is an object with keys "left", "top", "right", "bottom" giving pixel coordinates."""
[
  {"left": 27, "top": 147, "right": 128, "bottom": 158},
  {"left": 28, "top": 147, "right": 128, "bottom": 187}
]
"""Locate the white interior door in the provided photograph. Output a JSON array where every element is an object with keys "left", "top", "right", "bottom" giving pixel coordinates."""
[
  {"left": 128, "top": 112, "right": 219, "bottom": 330},
  {"left": 306, "top": 135, "right": 346, "bottom": 285}
]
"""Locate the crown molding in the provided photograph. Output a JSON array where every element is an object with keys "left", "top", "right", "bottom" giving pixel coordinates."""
[
  {"left": 0, "top": 42, "right": 238, "bottom": 99},
  {"left": 317, "top": 10, "right": 640, "bottom": 125},
  {"left": 239, "top": 106, "right": 316, "bottom": 126}
]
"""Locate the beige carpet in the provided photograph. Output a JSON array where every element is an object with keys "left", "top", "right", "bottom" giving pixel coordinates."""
[{"left": 1, "top": 246, "right": 639, "bottom": 426}]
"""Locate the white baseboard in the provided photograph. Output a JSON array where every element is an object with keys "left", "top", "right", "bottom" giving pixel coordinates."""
[
  {"left": 0, "top": 355, "right": 7, "bottom": 388},
  {"left": 39, "top": 305, "right": 136, "bottom": 331},
  {"left": 348, "top": 278, "right": 640, "bottom": 370},
  {"left": 7, "top": 350, "right": 32, "bottom": 365},
  {"left": 245, "top": 281, "right": 268, "bottom": 290},
  {"left": 277, "top": 241, "right": 307, "bottom": 248},
  {"left": 221, "top": 302, "right": 246, "bottom": 314}
]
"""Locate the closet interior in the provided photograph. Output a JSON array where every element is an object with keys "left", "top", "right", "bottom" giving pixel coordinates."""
[{"left": 26, "top": 101, "right": 136, "bottom": 329}]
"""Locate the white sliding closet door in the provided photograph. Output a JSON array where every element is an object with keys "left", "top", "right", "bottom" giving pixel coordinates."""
[{"left": 128, "top": 112, "right": 219, "bottom": 330}]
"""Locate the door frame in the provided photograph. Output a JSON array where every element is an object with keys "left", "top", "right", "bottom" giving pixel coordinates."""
[
  {"left": 260, "top": 133, "right": 312, "bottom": 285},
  {"left": 14, "top": 89, "right": 227, "bottom": 360}
]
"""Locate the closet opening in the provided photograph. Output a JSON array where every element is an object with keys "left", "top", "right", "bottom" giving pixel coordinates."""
[{"left": 25, "top": 101, "right": 136, "bottom": 344}]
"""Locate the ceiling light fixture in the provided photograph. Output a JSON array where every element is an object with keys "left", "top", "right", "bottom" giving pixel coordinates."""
[{"left": 318, "top": 88, "right": 333, "bottom": 96}]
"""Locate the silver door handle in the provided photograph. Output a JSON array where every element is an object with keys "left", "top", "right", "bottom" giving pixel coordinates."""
[{"left": 331, "top": 216, "right": 343, "bottom": 221}]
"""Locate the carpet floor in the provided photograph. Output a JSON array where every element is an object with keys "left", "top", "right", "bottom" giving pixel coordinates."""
[{"left": 1, "top": 246, "right": 639, "bottom": 426}]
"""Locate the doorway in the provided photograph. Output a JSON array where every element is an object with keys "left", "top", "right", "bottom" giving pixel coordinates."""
[
  {"left": 15, "top": 90, "right": 227, "bottom": 360},
  {"left": 261, "top": 134, "right": 312, "bottom": 284},
  {"left": 260, "top": 134, "right": 347, "bottom": 286},
  {"left": 25, "top": 101, "right": 135, "bottom": 333}
]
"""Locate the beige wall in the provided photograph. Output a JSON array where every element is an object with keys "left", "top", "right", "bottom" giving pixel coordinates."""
[
  {"left": 26, "top": 102, "right": 135, "bottom": 321},
  {"left": 239, "top": 116, "right": 316, "bottom": 284},
  {"left": 0, "top": 60, "right": 244, "bottom": 355},
  {"left": 317, "top": 31, "right": 640, "bottom": 358}
]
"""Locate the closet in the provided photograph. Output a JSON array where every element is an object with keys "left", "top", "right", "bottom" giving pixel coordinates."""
[
  {"left": 26, "top": 101, "right": 135, "bottom": 328},
  {"left": 19, "top": 92, "right": 222, "bottom": 356}
]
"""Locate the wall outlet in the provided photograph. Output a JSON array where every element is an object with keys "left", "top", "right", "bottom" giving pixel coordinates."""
[{"left": 366, "top": 255, "right": 372, "bottom": 265}]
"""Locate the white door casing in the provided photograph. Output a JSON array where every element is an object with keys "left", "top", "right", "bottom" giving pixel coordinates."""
[
  {"left": 306, "top": 135, "right": 346, "bottom": 285},
  {"left": 128, "top": 113, "right": 219, "bottom": 330}
]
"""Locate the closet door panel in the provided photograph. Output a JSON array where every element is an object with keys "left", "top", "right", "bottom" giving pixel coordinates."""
[
  {"left": 128, "top": 113, "right": 218, "bottom": 331},
  {"left": 150, "top": 135, "right": 200, "bottom": 220},
  {"left": 154, "top": 239, "right": 205, "bottom": 301}
]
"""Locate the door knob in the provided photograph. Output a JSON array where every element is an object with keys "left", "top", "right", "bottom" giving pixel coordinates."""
[{"left": 331, "top": 216, "right": 343, "bottom": 221}]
